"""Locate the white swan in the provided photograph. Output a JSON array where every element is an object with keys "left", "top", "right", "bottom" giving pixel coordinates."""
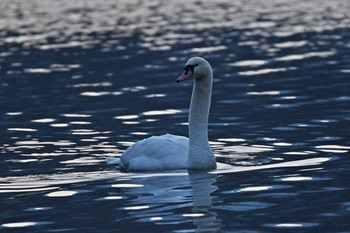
[{"left": 120, "top": 57, "right": 216, "bottom": 172}]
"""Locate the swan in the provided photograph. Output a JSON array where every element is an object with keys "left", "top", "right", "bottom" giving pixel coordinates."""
[{"left": 120, "top": 57, "right": 216, "bottom": 172}]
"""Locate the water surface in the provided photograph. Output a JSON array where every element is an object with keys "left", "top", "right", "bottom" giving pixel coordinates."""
[{"left": 1, "top": 0, "right": 350, "bottom": 232}]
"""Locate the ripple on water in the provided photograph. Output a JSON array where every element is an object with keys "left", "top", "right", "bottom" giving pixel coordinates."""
[
  {"left": 24, "top": 207, "right": 53, "bottom": 212},
  {"left": 275, "top": 51, "right": 335, "bottom": 61},
  {"left": 0, "top": 186, "right": 58, "bottom": 193},
  {"left": 315, "top": 145, "right": 349, "bottom": 153},
  {"left": 112, "top": 184, "right": 144, "bottom": 188},
  {"left": 114, "top": 115, "right": 139, "bottom": 120},
  {"left": 223, "top": 184, "right": 291, "bottom": 194},
  {"left": 7, "top": 128, "right": 37, "bottom": 132},
  {"left": 239, "top": 67, "right": 296, "bottom": 76},
  {"left": 280, "top": 176, "right": 313, "bottom": 182},
  {"left": 46, "top": 190, "right": 78, "bottom": 197},
  {"left": 31, "top": 118, "right": 56, "bottom": 123},
  {"left": 142, "top": 109, "right": 181, "bottom": 116},
  {"left": 2, "top": 222, "right": 53, "bottom": 228},
  {"left": 215, "top": 201, "right": 273, "bottom": 212},
  {"left": 60, "top": 157, "right": 104, "bottom": 165},
  {"left": 95, "top": 196, "right": 123, "bottom": 201},
  {"left": 6, "top": 112, "right": 23, "bottom": 116},
  {"left": 63, "top": 114, "right": 92, "bottom": 118},
  {"left": 264, "top": 222, "right": 320, "bottom": 229},
  {"left": 229, "top": 60, "right": 267, "bottom": 67},
  {"left": 80, "top": 91, "right": 122, "bottom": 97}
]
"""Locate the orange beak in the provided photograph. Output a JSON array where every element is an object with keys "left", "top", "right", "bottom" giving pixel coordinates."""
[{"left": 176, "top": 69, "right": 193, "bottom": 82}]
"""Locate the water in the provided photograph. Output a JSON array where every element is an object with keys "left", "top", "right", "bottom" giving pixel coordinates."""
[{"left": 1, "top": 0, "right": 349, "bottom": 232}]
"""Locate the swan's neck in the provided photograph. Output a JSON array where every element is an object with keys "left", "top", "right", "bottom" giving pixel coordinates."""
[
  {"left": 187, "top": 71, "right": 216, "bottom": 170},
  {"left": 188, "top": 79, "right": 212, "bottom": 145}
]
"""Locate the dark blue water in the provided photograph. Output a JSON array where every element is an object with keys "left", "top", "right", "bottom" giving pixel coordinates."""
[{"left": 1, "top": 0, "right": 350, "bottom": 232}]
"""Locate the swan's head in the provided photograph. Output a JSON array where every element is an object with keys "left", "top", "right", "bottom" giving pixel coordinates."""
[{"left": 176, "top": 57, "right": 212, "bottom": 83}]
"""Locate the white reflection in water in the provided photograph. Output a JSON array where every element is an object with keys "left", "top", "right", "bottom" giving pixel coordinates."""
[
  {"left": 25, "top": 207, "right": 53, "bottom": 211},
  {"left": 2, "top": 222, "right": 41, "bottom": 228},
  {"left": 71, "top": 129, "right": 100, "bottom": 135},
  {"left": 0, "top": 171, "right": 120, "bottom": 194},
  {"left": 239, "top": 67, "right": 296, "bottom": 76},
  {"left": 15, "top": 140, "right": 75, "bottom": 146},
  {"left": 117, "top": 141, "right": 134, "bottom": 147},
  {"left": 122, "top": 86, "right": 147, "bottom": 92},
  {"left": 183, "top": 213, "right": 205, "bottom": 217},
  {"left": 230, "top": 60, "right": 267, "bottom": 67},
  {"left": 70, "top": 121, "right": 91, "bottom": 125},
  {"left": 61, "top": 157, "right": 104, "bottom": 165},
  {"left": 25, "top": 152, "right": 76, "bottom": 157},
  {"left": 122, "top": 121, "right": 140, "bottom": 125},
  {"left": 277, "top": 223, "right": 303, "bottom": 227},
  {"left": 131, "top": 132, "right": 148, "bottom": 136},
  {"left": 280, "top": 96, "right": 298, "bottom": 100},
  {"left": 217, "top": 138, "right": 246, "bottom": 143},
  {"left": 145, "top": 94, "right": 166, "bottom": 98},
  {"left": 40, "top": 41, "right": 95, "bottom": 50},
  {"left": 7, "top": 159, "right": 38, "bottom": 163},
  {"left": 281, "top": 177, "right": 313, "bottom": 182},
  {"left": 262, "top": 137, "right": 278, "bottom": 141},
  {"left": 63, "top": 114, "right": 91, "bottom": 118},
  {"left": 0, "top": 186, "right": 58, "bottom": 193},
  {"left": 247, "top": 91, "right": 281, "bottom": 96},
  {"left": 115, "top": 115, "right": 139, "bottom": 120},
  {"left": 7, "top": 128, "right": 37, "bottom": 132},
  {"left": 150, "top": 217, "right": 162, "bottom": 221},
  {"left": 69, "top": 82, "right": 112, "bottom": 88},
  {"left": 31, "top": 118, "right": 56, "bottom": 123},
  {"left": 212, "top": 157, "right": 330, "bottom": 175},
  {"left": 6, "top": 112, "right": 23, "bottom": 116},
  {"left": 46, "top": 190, "right": 78, "bottom": 197},
  {"left": 95, "top": 196, "right": 123, "bottom": 201},
  {"left": 273, "top": 142, "right": 292, "bottom": 146},
  {"left": 315, "top": 145, "right": 349, "bottom": 153},
  {"left": 190, "top": 45, "right": 226, "bottom": 53},
  {"left": 283, "top": 151, "right": 314, "bottom": 155},
  {"left": 143, "top": 109, "right": 181, "bottom": 116},
  {"left": 274, "top": 41, "right": 307, "bottom": 48},
  {"left": 112, "top": 184, "right": 143, "bottom": 188},
  {"left": 125, "top": 205, "right": 150, "bottom": 210},
  {"left": 24, "top": 68, "right": 51, "bottom": 73},
  {"left": 220, "top": 145, "right": 274, "bottom": 154},
  {"left": 50, "top": 123, "right": 69, "bottom": 128},
  {"left": 239, "top": 186, "right": 272, "bottom": 192},
  {"left": 275, "top": 51, "right": 335, "bottom": 61},
  {"left": 80, "top": 91, "right": 122, "bottom": 97},
  {"left": 265, "top": 222, "right": 320, "bottom": 228}
]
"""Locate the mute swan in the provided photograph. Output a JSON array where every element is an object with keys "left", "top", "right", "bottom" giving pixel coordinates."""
[{"left": 120, "top": 57, "right": 216, "bottom": 171}]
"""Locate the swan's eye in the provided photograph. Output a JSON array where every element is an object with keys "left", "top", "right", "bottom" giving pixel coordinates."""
[{"left": 184, "top": 64, "right": 198, "bottom": 76}]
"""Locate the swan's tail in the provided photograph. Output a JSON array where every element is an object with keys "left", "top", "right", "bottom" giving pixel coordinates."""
[{"left": 106, "top": 157, "right": 121, "bottom": 165}]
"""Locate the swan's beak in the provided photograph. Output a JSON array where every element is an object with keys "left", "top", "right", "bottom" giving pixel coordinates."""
[{"left": 176, "top": 70, "right": 193, "bottom": 82}]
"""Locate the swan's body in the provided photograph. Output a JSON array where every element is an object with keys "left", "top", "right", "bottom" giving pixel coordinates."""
[{"left": 120, "top": 57, "right": 216, "bottom": 172}]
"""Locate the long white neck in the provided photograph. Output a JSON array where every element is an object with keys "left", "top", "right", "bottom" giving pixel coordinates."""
[
  {"left": 189, "top": 78, "right": 212, "bottom": 146},
  {"left": 187, "top": 67, "right": 216, "bottom": 170}
]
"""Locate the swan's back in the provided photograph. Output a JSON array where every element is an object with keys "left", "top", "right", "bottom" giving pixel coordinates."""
[{"left": 120, "top": 134, "right": 189, "bottom": 172}]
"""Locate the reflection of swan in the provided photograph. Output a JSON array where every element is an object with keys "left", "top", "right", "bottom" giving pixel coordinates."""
[
  {"left": 188, "top": 172, "right": 222, "bottom": 232},
  {"left": 121, "top": 57, "right": 216, "bottom": 172},
  {"left": 121, "top": 172, "right": 222, "bottom": 232}
]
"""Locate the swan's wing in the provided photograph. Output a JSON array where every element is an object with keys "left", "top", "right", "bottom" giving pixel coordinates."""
[{"left": 120, "top": 134, "right": 189, "bottom": 171}]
